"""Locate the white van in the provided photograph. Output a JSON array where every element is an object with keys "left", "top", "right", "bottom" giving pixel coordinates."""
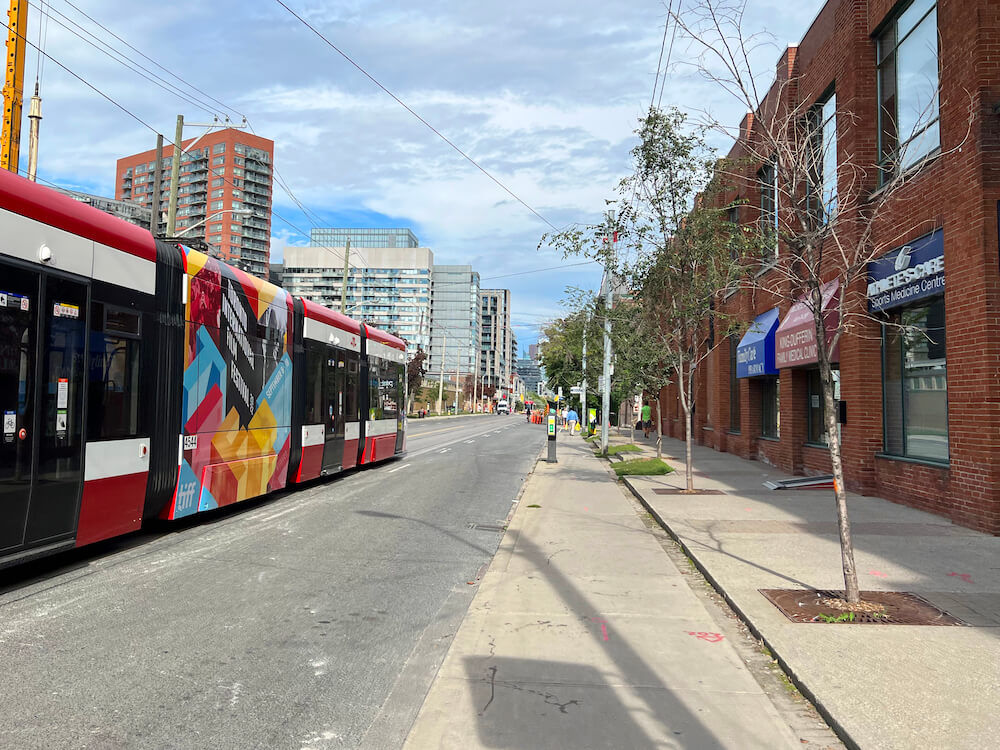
[{"left": 496, "top": 399, "right": 510, "bottom": 415}]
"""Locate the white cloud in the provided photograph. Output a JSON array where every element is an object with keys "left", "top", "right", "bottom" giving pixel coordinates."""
[{"left": 20, "top": 0, "right": 824, "bottom": 348}]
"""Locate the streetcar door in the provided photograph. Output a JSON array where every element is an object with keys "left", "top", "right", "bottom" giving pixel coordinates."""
[
  {"left": 24, "top": 276, "right": 88, "bottom": 545},
  {"left": 0, "top": 266, "right": 40, "bottom": 553},
  {"left": 321, "top": 347, "right": 346, "bottom": 473}
]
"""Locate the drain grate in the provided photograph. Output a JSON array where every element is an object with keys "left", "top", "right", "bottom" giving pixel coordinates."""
[
  {"left": 466, "top": 522, "right": 506, "bottom": 533},
  {"left": 759, "top": 589, "right": 966, "bottom": 625}
]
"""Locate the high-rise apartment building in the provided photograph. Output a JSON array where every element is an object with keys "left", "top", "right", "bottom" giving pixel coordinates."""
[
  {"left": 480, "top": 289, "right": 514, "bottom": 394},
  {"left": 281, "top": 243, "right": 432, "bottom": 357},
  {"left": 428, "top": 266, "right": 481, "bottom": 381},
  {"left": 115, "top": 129, "right": 274, "bottom": 277},
  {"left": 310, "top": 228, "right": 418, "bottom": 249}
]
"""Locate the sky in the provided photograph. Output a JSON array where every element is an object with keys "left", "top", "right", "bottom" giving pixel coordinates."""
[{"left": 17, "top": 0, "right": 823, "bottom": 353}]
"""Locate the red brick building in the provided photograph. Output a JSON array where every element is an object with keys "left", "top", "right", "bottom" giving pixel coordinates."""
[
  {"left": 115, "top": 129, "right": 274, "bottom": 277},
  {"left": 653, "top": 0, "right": 1000, "bottom": 534}
]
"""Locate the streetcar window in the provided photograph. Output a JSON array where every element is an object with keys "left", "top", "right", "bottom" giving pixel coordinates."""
[
  {"left": 377, "top": 357, "right": 399, "bottom": 421},
  {"left": 368, "top": 357, "right": 382, "bottom": 420},
  {"left": 88, "top": 303, "right": 142, "bottom": 440},
  {"left": 304, "top": 342, "right": 323, "bottom": 425},
  {"left": 345, "top": 354, "right": 359, "bottom": 423}
]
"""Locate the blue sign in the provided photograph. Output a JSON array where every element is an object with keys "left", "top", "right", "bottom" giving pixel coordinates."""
[
  {"left": 867, "top": 229, "right": 944, "bottom": 312},
  {"left": 736, "top": 308, "right": 779, "bottom": 378}
]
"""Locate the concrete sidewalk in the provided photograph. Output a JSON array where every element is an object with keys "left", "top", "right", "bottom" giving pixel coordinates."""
[
  {"left": 619, "top": 433, "right": 1000, "bottom": 750},
  {"left": 403, "top": 436, "right": 811, "bottom": 749}
]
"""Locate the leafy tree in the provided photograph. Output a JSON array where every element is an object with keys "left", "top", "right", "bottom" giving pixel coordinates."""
[{"left": 544, "top": 108, "right": 760, "bottom": 477}]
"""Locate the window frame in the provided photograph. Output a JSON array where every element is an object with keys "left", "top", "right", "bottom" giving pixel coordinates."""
[
  {"left": 758, "top": 158, "right": 778, "bottom": 259},
  {"left": 876, "top": 0, "right": 940, "bottom": 182},
  {"left": 880, "top": 296, "right": 948, "bottom": 463},
  {"left": 759, "top": 376, "right": 779, "bottom": 439}
]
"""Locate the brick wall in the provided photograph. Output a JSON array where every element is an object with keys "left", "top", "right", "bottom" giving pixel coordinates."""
[{"left": 654, "top": 0, "right": 1000, "bottom": 534}]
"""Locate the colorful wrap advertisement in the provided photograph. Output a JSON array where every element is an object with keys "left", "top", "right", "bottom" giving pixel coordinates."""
[{"left": 171, "top": 249, "right": 293, "bottom": 519}]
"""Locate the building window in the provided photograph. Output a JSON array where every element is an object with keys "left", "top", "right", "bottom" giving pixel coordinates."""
[
  {"left": 212, "top": 156, "right": 225, "bottom": 166},
  {"left": 882, "top": 296, "right": 947, "bottom": 462},
  {"left": 877, "top": 0, "right": 939, "bottom": 179},
  {"left": 758, "top": 159, "right": 778, "bottom": 257},
  {"left": 807, "top": 368, "right": 840, "bottom": 445},
  {"left": 211, "top": 200, "right": 224, "bottom": 210},
  {"left": 760, "top": 377, "right": 779, "bottom": 438},
  {"left": 729, "top": 336, "right": 741, "bottom": 433},
  {"left": 213, "top": 142, "right": 226, "bottom": 154},
  {"left": 810, "top": 90, "right": 837, "bottom": 222}
]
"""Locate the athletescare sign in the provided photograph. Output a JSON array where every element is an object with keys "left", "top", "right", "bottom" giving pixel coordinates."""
[{"left": 867, "top": 229, "right": 944, "bottom": 312}]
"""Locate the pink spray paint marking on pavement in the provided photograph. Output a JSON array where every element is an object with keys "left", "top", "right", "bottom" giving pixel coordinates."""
[
  {"left": 948, "top": 572, "right": 974, "bottom": 584},
  {"left": 687, "top": 631, "right": 724, "bottom": 643},
  {"left": 590, "top": 617, "right": 609, "bottom": 641},
  {"left": 868, "top": 570, "right": 888, "bottom": 578}
]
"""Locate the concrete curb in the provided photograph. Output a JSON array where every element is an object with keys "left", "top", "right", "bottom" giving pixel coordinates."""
[{"left": 621, "top": 476, "right": 862, "bottom": 750}]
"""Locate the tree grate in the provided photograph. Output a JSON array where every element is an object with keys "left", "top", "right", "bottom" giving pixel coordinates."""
[{"left": 759, "top": 589, "right": 967, "bottom": 625}]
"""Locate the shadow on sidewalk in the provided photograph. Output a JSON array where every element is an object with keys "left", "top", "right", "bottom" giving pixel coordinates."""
[{"left": 461, "top": 531, "right": 733, "bottom": 748}]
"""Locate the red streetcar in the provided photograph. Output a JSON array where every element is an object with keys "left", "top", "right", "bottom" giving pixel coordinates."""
[{"left": 0, "top": 169, "right": 406, "bottom": 568}]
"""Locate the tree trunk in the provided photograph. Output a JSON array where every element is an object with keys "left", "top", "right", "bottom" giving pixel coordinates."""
[
  {"left": 677, "top": 359, "right": 695, "bottom": 492},
  {"left": 684, "top": 389, "right": 694, "bottom": 492},
  {"left": 630, "top": 399, "right": 635, "bottom": 443},
  {"left": 655, "top": 397, "right": 663, "bottom": 460},
  {"left": 813, "top": 288, "right": 860, "bottom": 604}
]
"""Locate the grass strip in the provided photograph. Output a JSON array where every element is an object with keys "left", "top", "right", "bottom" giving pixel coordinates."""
[{"left": 613, "top": 457, "right": 674, "bottom": 477}]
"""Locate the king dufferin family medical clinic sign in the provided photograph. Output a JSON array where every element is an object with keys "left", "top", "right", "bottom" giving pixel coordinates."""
[{"left": 867, "top": 229, "right": 945, "bottom": 313}]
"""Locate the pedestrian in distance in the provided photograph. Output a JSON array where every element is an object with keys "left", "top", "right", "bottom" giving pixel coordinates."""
[
  {"left": 641, "top": 402, "right": 652, "bottom": 438},
  {"left": 567, "top": 407, "right": 578, "bottom": 435}
]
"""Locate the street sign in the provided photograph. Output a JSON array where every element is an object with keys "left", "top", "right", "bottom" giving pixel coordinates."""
[
  {"left": 598, "top": 376, "right": 606, "bottom": 392},
  {"left": 557, "top": 386, "right": 563, "bottom": 400},
  {"left": 569, "top": 386, "right": 583, "bottom": 395}
]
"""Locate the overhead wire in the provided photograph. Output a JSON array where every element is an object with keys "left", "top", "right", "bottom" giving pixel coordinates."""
[
  {"left": 6, "top": 8, "right": 592, "bottom": 289},
  {"left": 57, "top": 0, "right": 244, "bottom": 122},
  {"left": 272, "top": 0, "right": 559, "bottom": 232},
  {"left": 28, "top": 0, "right": 222, "bottom": 118}
]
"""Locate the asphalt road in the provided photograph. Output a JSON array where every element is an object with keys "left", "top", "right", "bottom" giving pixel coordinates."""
[{"left": 0, "top": 413, "right": 546, "bottom": 750}]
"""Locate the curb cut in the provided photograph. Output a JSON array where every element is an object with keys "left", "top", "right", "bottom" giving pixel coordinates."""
[{"left": 621, "top": 476, "right": 861, "bottom": 750}]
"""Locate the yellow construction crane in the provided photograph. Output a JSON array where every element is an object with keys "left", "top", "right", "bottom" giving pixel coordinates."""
[{"left": 2, "top": 0, "right": 27, "bottom": 173}]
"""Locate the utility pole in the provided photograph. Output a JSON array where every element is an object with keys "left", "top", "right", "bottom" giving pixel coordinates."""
[
  {"left": 600, "top": 213, "right": 616, "bottom": 456},
  {"left": 436, "top": 333, "right": 446, "bottom": 414},
  {"left": 150, "top": 134, "right": 163, "bottom": 235},
  {"left": 25, "top": 81, "right": 39, "bottom": 181},
  {"left": 165, "top": 114, "right": 184, "bottom": 236},
  {"left": 340, "top": 237, "right": 351, "bottom": 313},
  {"left": 1, "top": 0, "right": 27, "bottom": 174},
  {"left": 581, "top": 320, "right": 588, "bottom": 435}
]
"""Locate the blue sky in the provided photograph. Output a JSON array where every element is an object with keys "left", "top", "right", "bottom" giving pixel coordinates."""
[{"left": 20, "top": 0, "right": 824, "bottom": 353}]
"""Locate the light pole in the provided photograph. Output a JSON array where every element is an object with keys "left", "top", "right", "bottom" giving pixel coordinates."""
[
  {"left": 171, "top": 208, "right": 253, "bottom": 239},
  {"left": 164, "top": 115, "right": 247, "bottom": 236}
]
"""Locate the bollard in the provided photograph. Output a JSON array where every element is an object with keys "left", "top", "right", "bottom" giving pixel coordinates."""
[{"left": 546, "top": 414, "right": 557, "bottom": 463}]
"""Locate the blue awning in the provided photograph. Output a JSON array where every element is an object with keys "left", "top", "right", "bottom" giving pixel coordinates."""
[{"left": 736, "top": 308, "right": 779, "bottom": 378}]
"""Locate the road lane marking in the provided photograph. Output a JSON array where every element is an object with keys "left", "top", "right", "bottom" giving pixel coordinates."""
[
  {"left": 439, "top": 448, "right": 450, "bottom": 454},
  {"left": 464, "top": 440, "right": 475, "bottom": 444},
  {"left": 388, "top": 463, "right": 411, "bottom": 473}
]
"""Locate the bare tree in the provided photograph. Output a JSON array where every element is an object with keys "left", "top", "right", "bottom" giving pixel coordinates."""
[{"left": 674, "top": 0, "right": 972, "bottom": 603}]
